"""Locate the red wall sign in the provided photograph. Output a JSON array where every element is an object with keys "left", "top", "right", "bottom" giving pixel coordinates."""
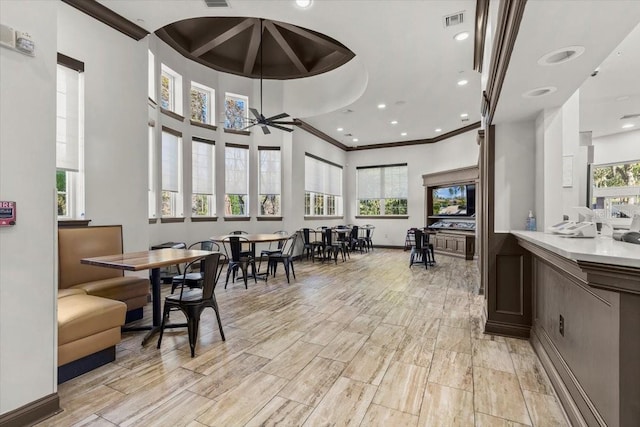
[{"left": 0, "top": 201, "right": 16, "bottom": 226}]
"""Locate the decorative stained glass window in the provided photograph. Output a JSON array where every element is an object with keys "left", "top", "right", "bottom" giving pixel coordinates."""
[
  {"left": 224, "top": 92, "right": 249, "bottom": 130},
  {"left": 190, "top": 82, "right": 215, "bottom": 125}
]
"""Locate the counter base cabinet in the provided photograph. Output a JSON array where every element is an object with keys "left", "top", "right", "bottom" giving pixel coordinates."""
[
  {"left": 517, "top": 238, "right": 640, "bottom": 427},
  {"left": 433, "top": 232, "right": 474, "bottom": 260}
]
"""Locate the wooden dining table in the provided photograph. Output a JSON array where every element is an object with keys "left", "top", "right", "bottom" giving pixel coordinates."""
[{"left": 81, "top": 248, "right": 215, "bottom": 345}]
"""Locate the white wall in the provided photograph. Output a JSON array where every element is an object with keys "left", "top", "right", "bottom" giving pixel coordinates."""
[
  {"left": 346, "top": 130, "right": 479, "bottom": 246},
  {"left": 535, "top": 107, "right": 564, "bottom": 230},
  {"left": 561, "top": 91, "right": 583, "bottom": 217},
  {"left": 58, "top": 4, "right": 149, "bottom": 253},
  {"left": 494, "top": 120, "right": 536, "bottom": 232},
  {"left": 0, "top": 0, "right": 58, "bottom": 415}
]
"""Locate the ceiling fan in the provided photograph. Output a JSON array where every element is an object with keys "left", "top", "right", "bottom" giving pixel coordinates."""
[{"left": 245, "top": 19, "right": 296, "bottom": 134}]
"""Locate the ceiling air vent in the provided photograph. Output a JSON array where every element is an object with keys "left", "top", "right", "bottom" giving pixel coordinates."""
[
  {"left": 203, "top": 0, "right": 229, "bottom": 7},
  {"left": 444, "top": 11, "right": 465, "bottom": 28},
  {"left": 620, "top": 113, "right": 640, "bottom": 120}
]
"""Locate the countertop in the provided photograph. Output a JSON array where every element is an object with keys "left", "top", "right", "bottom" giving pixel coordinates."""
[{"left": 511, "top": 231, "right": 640, "bottom": 269}]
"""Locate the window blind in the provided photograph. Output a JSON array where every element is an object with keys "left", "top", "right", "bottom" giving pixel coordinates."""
[
  {"left": 259, "top": 149, "right": 281, "bottom": 195},
  {"left": 56, "top": 64, "right": 80, "bottom": 172},
  {"left": 225, "top": 146, "right": 248, "bottom": 194},
  {"left": 192, "top": 140, "right": 214, "bottom": 195},
  {"left": 305, "top": 155, "right": 342, "bottom": 196},
  {"left": 161, "top": 131, "right": 180, "bottom": 192},
  {"left": 357, "top": 164, "right": 408, "bottom": 199}
]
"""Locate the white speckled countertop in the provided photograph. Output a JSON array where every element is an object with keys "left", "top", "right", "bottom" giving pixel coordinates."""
[{"left": 511, "top": 231, "right": 640, "bottom": 269}]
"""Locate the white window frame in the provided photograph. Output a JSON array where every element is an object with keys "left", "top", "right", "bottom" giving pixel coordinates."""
[
  {"left": 160, "top": 63, "right": 183, "bottom": 115},
  {"left": 304, "top": 154, "right": 343, "bottom": 217},
  {"left": 357, "top": 164, "right": 408, "bottom": 216},
  {"left": 224, "top": 144, "right": 249, "bottom": 216},
  {"left": 161, "top": 128, "right": 183, "bottom": 218},
  {"left": 224, "top": 92, "right": 249, "bottom": 130},
  {"left": 190, "top": 81, "right": 215, "bottom": 125},
  {"left": 258, "top": 147, "right": 281, "bottom": 216},
  {"left": 56, "top": 60, "right": 85, "bottom": 220},
  {"left": 191, "top": 138, "right": 216, "bottom": 217}
]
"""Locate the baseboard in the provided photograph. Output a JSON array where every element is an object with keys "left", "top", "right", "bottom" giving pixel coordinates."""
[
  {"left": 531, "top": 326, "right": 604, "bottom": 426},
  {"left": 58, "top": 346, "right": 115, "bottom": 384},
  {"left": 484, "top": 319, "right": 530, "bottom": 338},
  {"left": 0, "top": 393, "right": 60, "bottom": 427},
  {"left": 125, "top": 307, "right": 143, "bottom": 323}
]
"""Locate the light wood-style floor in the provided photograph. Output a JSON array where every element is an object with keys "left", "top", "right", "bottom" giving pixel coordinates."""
[{"left": 38, "top": 248, "right": 569, "bottom": 427}]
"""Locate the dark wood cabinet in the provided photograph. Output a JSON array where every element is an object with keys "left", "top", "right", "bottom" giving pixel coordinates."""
[{"left": 432, "top": 231, "right": 474, "bottom": 260}]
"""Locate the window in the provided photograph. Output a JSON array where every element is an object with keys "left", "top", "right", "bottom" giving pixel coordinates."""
[
  {"left": 258, "top": 147, "right": 281, "bottom": 216},
  {"left": 190, "top": 82, "right": 215, "bottom": 125},
  {"left": 148, "top": 50, "right": 155, "bottom": 101},
  {"left": 160, "top": 63, "right": 183, "bottom": 115},
  {"left": 225, "top": 145, "right": 249, "bottom": 216},
  {"left": 357, "top": 164, "right": 408, "bottom": 215},
  {"left": 148, "top": 125, "right": 156, "bottom": 218},
  {"left": 192, "top": 138, "right": 215, "bottom": 217},
  {"left": 161, "top": 128, "right": 183, "bottom": 217},
  {"left": 304, "top": 154, "right": 343, "bottom": 216},
  {"left": 56, "top": 59, "right": 85, "bottom": 219},
  {"left": 590, "top": 160, "right": 640, "bottom": 221},
  {"left": 224, "top": 92, "right": 249, "bottom": 130}
]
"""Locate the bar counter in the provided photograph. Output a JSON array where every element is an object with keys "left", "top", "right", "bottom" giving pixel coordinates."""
[{"left": 511, "top": 231, "right": 640, "bottom": 427}]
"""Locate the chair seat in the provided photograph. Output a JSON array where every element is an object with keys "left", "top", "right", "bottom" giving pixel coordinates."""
[
  {"left": 166, "top": 288, "right": 204, "bottom": 302},
  {"left": 172, "top": 272, "right": 203, "bottom": 282}
]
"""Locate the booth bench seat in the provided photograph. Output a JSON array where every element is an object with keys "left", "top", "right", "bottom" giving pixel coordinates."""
[{"left": 57, "top": 288, "right": 126, "bottom": 382}]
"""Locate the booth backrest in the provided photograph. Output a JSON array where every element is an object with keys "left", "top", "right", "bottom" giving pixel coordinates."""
[{"left": 58, "top": 226, "right": 124, "bottom": 289}]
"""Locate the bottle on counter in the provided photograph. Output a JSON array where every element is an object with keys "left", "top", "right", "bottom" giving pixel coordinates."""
[{"left": 526, "top": 210, "right": 537, "bottom": 231}]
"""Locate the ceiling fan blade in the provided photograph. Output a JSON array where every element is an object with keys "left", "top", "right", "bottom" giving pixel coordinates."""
[
  {"left": 242, "top": 123, "right": 258, "bottom": 130},
  {"left": 250, "top": 108, "right": 262, "bottom": 120},
  {"left": 268, "top": 123, "right": 294, "bottom": 132},
  {"left": 270, "top": 120, "right": 297, "bottom": 125},
  {"left": 265, "top": 112, "right": 289, "bottom": 121},
  {"left": 261, "top": 125, "right": 271, "bottom": 135}
]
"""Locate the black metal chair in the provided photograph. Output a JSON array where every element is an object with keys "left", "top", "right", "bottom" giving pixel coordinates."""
[
  {"left": 349, "top": 225, "right": 367, "bottom": 253},
  {"left": 267, "top": 234, "right": 298, "bottom": 283},
  {"left": 222, "top": 235, "right": 257, "bottom": 289},
  {"left": 231, "top": 230, "right": 252, "bottom": 258},
  {"left": 333, "top": 226, "right": 351, "bottom": 259},
  {"left": 323, "top": 228, "right": 345, "bottom": 264},
  {"left": 409, "top": 229, "right": 434, "bottom": 269},
  {"left": 301, "top": 228, "right": 314, "bottom": 260},
  {"left": 170, "top": 240, "right": 220, "bottom": 293},
  {"left": 157, "top": 252, "right": 227, "bottom": 357},
  {"left": 258, "top": 230, "right": 288, "bottom": 272},
  {"left": 363, "top": 225, "right": 375, "bottom": 251}
]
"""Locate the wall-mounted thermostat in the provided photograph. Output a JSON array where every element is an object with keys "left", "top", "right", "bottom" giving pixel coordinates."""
[{"left": 0, "top": 201, "right": 17, "bottom": 226}]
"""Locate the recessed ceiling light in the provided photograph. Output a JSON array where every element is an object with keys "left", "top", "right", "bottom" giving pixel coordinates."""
[
  {"left": 337, "top": 127, "right": 343, "bottom": 132},
  {"left": 457, "top": 79, "right": 468, "bottom": 86},
  {"left": 390, "top": 120, "right": 398, "bottom": 125},
  {"left": 460, "top": 113, "right": 468, "bottom": 118},
  {"left": 377, "top": 103, "right": 386, "bottom": 109},
  {"left": 295, "top": 0, "right": 312, "bottom": 8},
  {"left": 522, "top": 86, "right": 557, "bottom": 98},
  {"left": 435, "top": 128, "right": 442, "bottom": 132},
  {"left": 622, "top": 123, "right": 635, "bottom": 129},
  {"left": 538, "top": 46, "right": 585, "bottom": 66},
  {"left": 454, "top": 32, "right": 469, "bottom": 41},
  {"left": 401, "top": 132, "right": 407, "bottom": 136},
  {"left": 353, "top": 138, "right": 359, "bottom": 142}
]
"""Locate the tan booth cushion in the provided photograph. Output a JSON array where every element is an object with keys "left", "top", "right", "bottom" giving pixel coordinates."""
[
  {"left": 58, "top": 226, "right": 150, "bottom": 311},
  {"left": 58, "top": 293, "right": 126, "bottom": 345}
]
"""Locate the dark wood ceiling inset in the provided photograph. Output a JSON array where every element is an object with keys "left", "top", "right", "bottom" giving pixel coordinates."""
[{"left": 155, "top": 17, "right": 355, "bottom": 80}]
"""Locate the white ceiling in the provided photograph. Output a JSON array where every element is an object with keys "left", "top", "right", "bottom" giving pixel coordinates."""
[
  {"left": 493, "top": 1, "right": 640, "bottom": 140},
  {"left": 99, "top": 0, "right": 640, "bottom": 146}
]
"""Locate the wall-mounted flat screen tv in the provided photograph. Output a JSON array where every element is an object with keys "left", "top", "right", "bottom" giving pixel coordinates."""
[{"left": 432, "top": 184, "right": 475, "bottom": 216}]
